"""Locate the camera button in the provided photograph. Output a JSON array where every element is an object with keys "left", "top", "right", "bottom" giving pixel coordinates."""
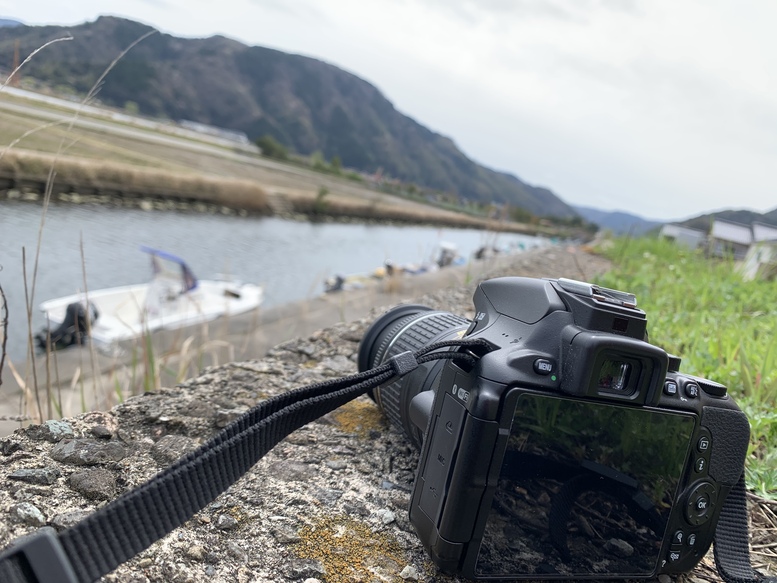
[
  {"left": 687, "top": 533, "right": 697, "bottom": 548},
  {"left": 696, "top": 436, "right": 711, "bottom": 453},
  {"left": 685, "top": 382, "right": 700, "bottom": 398},
  {"left": 684, "top": 482, "right": 717, "bottom": 526},
  {"left": 694, "top": 494, "right": 710, "bottom": 514},
  {"left": 671, "top": 530, "right": 686, "bottom": 546},
  {"left": 664, "top": 380, "right": 678, "bottom": 396},
  {"left": 694, "top": 457, "right": 707, "bottom": 473},
  {"left": 668, "top": 549, "right": 683, "bottom": 563},
  {"left": 533, "top": 358, "right": 554, "bottom": 375}
]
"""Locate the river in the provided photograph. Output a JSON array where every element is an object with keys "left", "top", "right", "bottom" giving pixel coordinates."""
[{"left": 0, "top": 201, "right": 549, "bottom": 362}]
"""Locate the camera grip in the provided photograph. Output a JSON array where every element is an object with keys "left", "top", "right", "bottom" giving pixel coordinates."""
[{"left": 701, "top": 406, "right": 750, "bottom": 487}]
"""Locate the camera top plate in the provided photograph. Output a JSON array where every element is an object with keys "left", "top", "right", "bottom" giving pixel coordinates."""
[{"left": 557, "top": 277, "right": 638, "bottom": 309}]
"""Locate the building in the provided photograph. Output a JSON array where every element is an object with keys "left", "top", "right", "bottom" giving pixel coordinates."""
[
  {"left": 659, "top": 224, "right": 706, "bottom": 249},
  {"left": 708, "top": 219, "right": 753, "bottom": 260},
  {"left": 178, "top": 120, "right": 251, "bottom": 145},
  {"left": 752, "top": 222, "right": 777, "bottom": 243},
  {"left": 740, "top": 222, "right": 777, "bottom": 280}
]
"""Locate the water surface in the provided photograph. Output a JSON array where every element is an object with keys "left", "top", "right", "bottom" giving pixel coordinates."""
[{"left": 0, "top": 201, "right": 547, "bottom": 361}]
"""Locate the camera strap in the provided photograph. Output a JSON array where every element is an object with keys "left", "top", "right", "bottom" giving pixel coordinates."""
[
  {"left": 0, "top": 338, "right": 485, "bottom": 583},
  {"left": 714, "top": 477, "right": 776, "bottom": 583}
]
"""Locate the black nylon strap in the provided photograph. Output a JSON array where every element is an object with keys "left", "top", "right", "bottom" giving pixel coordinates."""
[
  {"left": 714, "top": 476, "right": 777, "bottom": 583},
  {"left": 0, "top": 338, "right": 485, "bottom": 583}
]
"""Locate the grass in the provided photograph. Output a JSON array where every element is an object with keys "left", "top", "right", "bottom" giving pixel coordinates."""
[{"left": 594, "top": 236, "right": 777, "bottom": 499}]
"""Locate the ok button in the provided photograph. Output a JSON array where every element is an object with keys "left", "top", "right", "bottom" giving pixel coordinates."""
[{"left": 685, "top": 482, "right": 717, "bottom": 526}]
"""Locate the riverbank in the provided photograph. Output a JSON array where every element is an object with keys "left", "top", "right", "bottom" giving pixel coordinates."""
[
  {"left": 0, "top": 149, "right": 564, "bottom": 236},
  {"left": 0, "top": 91, "right": 579, "bottom": 239}
]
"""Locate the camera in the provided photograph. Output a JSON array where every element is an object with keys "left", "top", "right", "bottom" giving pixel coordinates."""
[{"left": 358, "top": 276, "right": 751, "bottom": 580}]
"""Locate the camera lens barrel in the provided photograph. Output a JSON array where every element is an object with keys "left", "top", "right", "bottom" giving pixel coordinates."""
[{"left": 358, "top": 306, "right": 469, "bottom": 444}]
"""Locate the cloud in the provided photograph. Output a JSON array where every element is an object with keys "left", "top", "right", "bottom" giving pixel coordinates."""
[
  {"left": 247, "top": 0, "right": 328, "bottom": 23},
  {"left": 414, "top": 0, "right": 592, "bottom": 24}
]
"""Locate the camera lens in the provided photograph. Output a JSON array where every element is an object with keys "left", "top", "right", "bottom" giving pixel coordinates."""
[{"left": 358, "top": 305, "right": 470, "bottom": 446}]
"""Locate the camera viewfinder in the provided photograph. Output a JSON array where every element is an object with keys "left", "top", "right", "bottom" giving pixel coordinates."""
[{"left": 598, "top": 359, "right": 632, "bottom": 392}]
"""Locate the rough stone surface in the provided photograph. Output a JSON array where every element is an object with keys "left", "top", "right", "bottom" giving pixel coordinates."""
[
  {"left": 49, "top": 439, "right": 127, "bottom": 465},
  {"left": 67, "top": 468, "right": 117, "bottom": 500},
  {"left": 0, "top": 248, "right": 761, "bottom": 582},
  {"left": 9, "top": 502, "right": 46, "bottom": 526},
  {"left": 7, "top": 467, "right": 61, "bottom": 486},
  {"left": 149, "top": 434, "right": 198, "bottom": 466},
  {"left": 25, "top": 420, "right": 75, "bottom": 443}
]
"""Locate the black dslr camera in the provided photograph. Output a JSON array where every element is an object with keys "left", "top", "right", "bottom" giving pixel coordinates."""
[{"left": 358, "top": 277, "right": 751, "bottom": 580}]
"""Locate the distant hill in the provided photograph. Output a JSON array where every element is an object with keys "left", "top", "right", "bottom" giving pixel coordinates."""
[
  {"left": 0, "top": 18, "right": 23, "bottom": 27},
  {"left": 573, "top": 205, "right": 663, "bottom": 235},
  {"left": 678, "top": 208, "right": 777, "bottom": 232},
  {"left": 574, "top": 204, "right": 777, "bottom": 236},
  {"left": 0, "top": 16, "right": 577, "bottom": 218}
]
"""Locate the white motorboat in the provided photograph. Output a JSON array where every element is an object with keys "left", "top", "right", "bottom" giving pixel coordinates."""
[{"left": 35, "top": 247, "right": 263, "bottom": 350}]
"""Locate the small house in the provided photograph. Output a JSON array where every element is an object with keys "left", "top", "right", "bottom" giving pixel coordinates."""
[
  {"left": 708, "top": 220, "right": 753, "bottom": 260},
  {"left": 659, "top": 224, "right": 706, "bottom": 249},
  {"left": 752, "top": 222, "right": 777, "bottom": 243},
  {"left": 740, "top": 223, "right": 777, "bottom": 280}
]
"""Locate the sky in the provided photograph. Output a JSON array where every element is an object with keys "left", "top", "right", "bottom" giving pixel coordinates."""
[{"left": 2, "top": 0, "right": 776, "bottom": 222}]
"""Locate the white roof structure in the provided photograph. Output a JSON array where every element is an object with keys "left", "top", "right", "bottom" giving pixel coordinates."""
[
  {"left": 710, "top": 220, "right": 753, "bottom": 246},
  {"left": 752, "top": 222, "right": 777, "bottom": 242},
  {"left": 659, "top": 224, "right": 706, "bottom": 248}
]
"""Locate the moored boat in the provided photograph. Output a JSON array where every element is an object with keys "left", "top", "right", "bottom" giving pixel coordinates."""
[{"left": 35, "top": 247, "right": 263, "bottom": 350}]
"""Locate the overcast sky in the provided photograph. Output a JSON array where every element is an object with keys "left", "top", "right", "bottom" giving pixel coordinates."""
[{"left": 3, "top": 0, "right": 775, "bottom": 221}]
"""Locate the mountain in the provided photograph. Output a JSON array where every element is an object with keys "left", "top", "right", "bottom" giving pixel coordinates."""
[
  {"left": 574, "top": 204, "right": 777, "bottom": 236},
  {"left": 0, "top": 18, "right": 23, "bottom": 27},
  {"left": 573, "top": 206, "right": 663, "bottom": 235},
  {"left": 678, "top": 208, "right": 777, "bottom": 232},
  {"left": 0, "top": 16, "right": 577, "bottom": 218}
]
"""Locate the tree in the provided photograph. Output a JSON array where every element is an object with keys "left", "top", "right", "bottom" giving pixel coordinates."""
[
  {"left": 330, "top": 155, "right": 342, "bottom": 175},
  {"left": 310, "top": 150, "right": 327, "bottom": 172},
  {"left": 255, "top": 135, "right": 289, "bottom": 160}
]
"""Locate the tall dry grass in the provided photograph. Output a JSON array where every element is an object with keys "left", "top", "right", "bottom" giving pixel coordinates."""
[
  {"left": 0, "top": 29, "right": 262, "bottom": 428},
  {"left": 0, "top": 149, "right": 271, "bottom": 213}
]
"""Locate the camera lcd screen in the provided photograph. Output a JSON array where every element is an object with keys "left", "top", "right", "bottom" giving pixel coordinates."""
[{"left": 475, "top": 393, "right": 695, "bottom": 579}]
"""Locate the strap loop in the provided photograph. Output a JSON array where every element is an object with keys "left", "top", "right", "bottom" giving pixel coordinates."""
[
  {"left": 0, "top": 528, "right": 78, "bottom": 583},
  {"left": 388, "top": 351, "right": 418, "bottom": 376}
]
